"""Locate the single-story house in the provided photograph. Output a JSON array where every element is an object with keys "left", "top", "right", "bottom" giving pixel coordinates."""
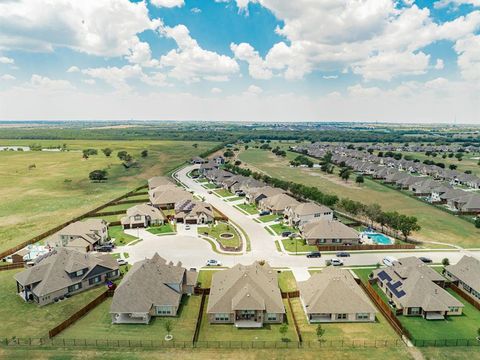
[
  {"left": 444, "top": 256, "right": 480, "bottom": 303},
  {"left": 174, "top": 200, "right": 214, "bottom": 224},
  {"left": 298, "top": 267, "right": 377, "bottom": 323},
  {"left": 15, "top": 248, "right": 119, "bottom": 306},
  {"left": 121, "top": 203, "right": 166, "bottom": 229},
  {"left": 47, "top": 219, "right": 109, "bottom": 252},
  {"left": 258, "top": 193, "right": 299, "bottom": 215},
  {"left": 207, "top": 261, "right": 285, "bottom": 328},
  {"left": 149, "top": 185, "right": 193, "bottom": 209},
  {"left": 300, "top": 219, "right": 360, "bottom": 246},
  {"left": 148, "top": 176, "right": 173, "bottom": 190},
  {"left": 371, "top": 257, "right": 463, "bottom": 319},
  {"left": 245, "top": 186, "right": 285, "bottom": 205},
  {"left": 110, "top": 253, "right": 197, "bottom": 324},
  {"left": 284, "top": 202, "right": 333, "bottom": 227}
]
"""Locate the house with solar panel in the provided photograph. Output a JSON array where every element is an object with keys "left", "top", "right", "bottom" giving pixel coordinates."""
[{"left": 370, "top": 257, "right": 463, "bottom": 320}]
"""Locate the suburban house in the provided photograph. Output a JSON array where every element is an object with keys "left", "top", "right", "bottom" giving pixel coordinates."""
[
  {"left": 149, "top": 185, "right": 193, "bottom": 209},
  {"left": 298, "top": 267, "right": 377, "bottom": 323},
  {"left": 207, "top": 261, "right": 285, "bottom": 327},
  {"left": 300, "top": 219, "right": 360, "bottom": 246},
  {"left": 258, "top": 193, "right": 299, "bottom": 215},
  {"left": 14, "top": 248, "right": 119, "bottom": 306},
  {"left": 191, "top": 156, "right": 206, "bottom": 164},
  {"left": 444, "top": 256, "right": 480, "bottom": 303},
  {"left": 213, "top": 156, "right": 225, "bottom": 165},
  {"left": 245, "top": 186, "right": 285, "bottom": 205},
  {"left": 284, "top": 202, "right": 333, "bottom": 227},
  {"left": 110, "top": 253, "right": 197, "bottom": 324},
  {"left": 199, "top": 160, "right": 218, "bottom": 174},
  {"left": 174, "top": 199, "right": 214, "bottom": 224},
  {"left": 121, "top": 203, "right": 166, "bottom": 229},
  {"left": 447, "top": 193, "right": 480, "bottom": 214},
  {"left": 47, "top": 219, "right": 109, "bottom": 252},
  {"left": 370, "top": 257, "right": 463, "bottom": 319},
  {"left": 148, "top": 176, "right": 173, "bottom": 190}
]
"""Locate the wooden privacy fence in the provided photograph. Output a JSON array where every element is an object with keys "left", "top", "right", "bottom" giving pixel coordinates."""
[
  {"left": 192, "top": 292, "right": 208, "bottom": 343},
  {"left": 448, "top": 283, "right": 480, "bottom": 311},
  {"left": 0, "top": 263, "right": 25, "bottom": 272},
  {"left": 281, "top": 290, "right": 300, "bottom": 299},
  {"left": 285, "top": 293, "right": 302, "bottom": 343},
  {"left": 316, "top": 244, "right": 415, "bottom": 252},
  {"left": 48, "top": 289, "right": 114, "bottom": 339},
  {"left": 0, "top": 184, "right": 148, "bottom": 261}
]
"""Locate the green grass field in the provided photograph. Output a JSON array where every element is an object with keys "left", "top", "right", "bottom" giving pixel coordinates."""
[
  {"left": 109, "top": 226, "right": 138, "bottom": 246},
  {"left": 198, "top": 222, "right": 241, "bottom": 248},
  {"left": 239, "top": 147, "right": 480, "bottom": 248},
  {"left": 59, "top": 295, "right": 201, "bottom": 342},
  {"left": 0, "top": 139, "right": 217, "bottom": 253},
  {"left": 0, "top": 268, "right": 108, "bottom": 338},
  {"left": 282, "top": 238, "right": 317, "bottom": 253}
]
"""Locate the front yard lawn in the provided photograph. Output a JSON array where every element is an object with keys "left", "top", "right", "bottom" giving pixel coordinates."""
[
  {"left": 281, "top": 238, "right": 317, "bottom": 253},
  {"left": 236, "top": 203, "right": 259, "bottom": 215},
  {"left": 197, "top": 269, "right": 221, "bottom": 288},
  {"left": 278, "top": 271, "right": 297, "bottom": 292},
  {"left": 226, "top": 196, "right": 243, "bottom": 202},
  {"left": 398, "top": 290, "right": 480, "bottom": 342},
  {"left": 59, "top": 295, "right": 201, "bottom": 342},
  {"left": 258, "top": 214, "right": 282, "bottom": 223},
  {"left": 198, "top": 222, "right": 241, "bottom": 249},
  {"left": 147, "top": 223, "right": 175, "bottom": 235},
  {"left": 270, "top": 223, "right": 296, "bottom": 235},
  {"left": 0, "top": 269, "right": 108, "bottom": 338},
  {"left": 203, "top": 183, "right": 218, "bottom": 189},
  {"left": 108, "top": 225, "right": 138, "bottom": 246},
  {"left": 213, "top": 189, "right": 234, "bottom": 198},
  {"left": 290, "top": 298, "right": 399, "bottom": 343},
  {"left": 197, "top": 297, "right": 297, "bottom": 342}
]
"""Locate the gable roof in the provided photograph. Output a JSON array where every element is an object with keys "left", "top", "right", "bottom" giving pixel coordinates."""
[
  {"left": 121, "top": 203, "right": 165, "bottom": 224},
  {"left": 445, "top": 256, "right": 480, "bottom": 293},
  {"left": 207, "top": 262, "right": 285, "bottom": 314},
  {"left": 48, "top": 219, "right": 107, "bottom": 246},
  {"left": 299, "top": 268, "right": 377, "bottom": 314},
  {"left": 260, "top": 193, "right": 299, "bottom": 212},
  {"left": 288, "top": 202, "right": 332, "bottom": 216},
  {"left": 300, "top": 219, "right": 359, "bottom": 240},
  {"left": 149, "top": 185, "right": 193, "bottom": 206},
  {"left": 148, "top": 176, "right": 173, "bottom": 190}
]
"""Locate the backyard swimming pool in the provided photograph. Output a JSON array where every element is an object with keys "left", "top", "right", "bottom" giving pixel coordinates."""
[{"left": 362, "top": 231, "right": 393, "bottom": 245}]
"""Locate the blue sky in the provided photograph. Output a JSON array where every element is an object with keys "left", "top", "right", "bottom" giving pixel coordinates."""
[{"left": 0, "top": 0, "right": 478, "bottom": 123}]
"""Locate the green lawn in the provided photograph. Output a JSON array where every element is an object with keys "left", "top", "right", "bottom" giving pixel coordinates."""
[
  {"left": 277, "top": 271, "right": 297, "bottom": 292},
  {"left": 197, "top": 297, "right": 297, "bottom": 342},
  {"left": 236, "top": 203, "right": 259, "bottom": 214},
  {"left": 399, "top": 290, "right": 480, "bottom": 342},
  {"left": 108, "top": 225, "right": 138, "bottom": 246},
  {"left": 147, "top": 223, "right": 175, "bottom": 235},
  {"left": 203, "top": 183, "right": 218, "bottom": 189},
  {"left": 0, "top": 268, "right": 108, "bottom": 338},
  {"left": 226, "top": 196, "right": 243, "bottom": 202},
  {"left": 258, "top": 214, "right": 282, "bottom": 223},
  {"left": 60, "top": 295, "right": 201, "bottom": 342},
  {"left": 281, "top": 238, "right": 317, "bottom": 253},
  {"left": 0, "top": 139, "right": 218, "bottom": 253},
  {"left": 269, "top": 223, "right": 296, "bottom": 235},
  {"left": 196, "top": 270, "right": 221, "bottom": 289},
  {"left": 198, "top": 222, "right": 241, "bottom": 248},
  {"left": 290, "top": 298, "right": 399, "bottom": 344},
  {"left": 98, "top": 202, "right": 138, "bottom": 213},
  {"left": 213, "top": 189, "right": 234, "bottom": 198},
  {"left": 239, "top": 147, "right": 480, "bottom": 248}
]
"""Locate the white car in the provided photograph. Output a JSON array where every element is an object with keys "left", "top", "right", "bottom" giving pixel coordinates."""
[
  {"left": 330, "top": 258, "right": 344, "bottom": 266},
  {"left": 382, "top": 256, "right": 398, "bottom": 267},
  {"left": 185, "top": 225, "right": 191, "bottom": 230},
  {"left": 206, "top": 259, "right": 222, "bottom": 267},
  {"left": 116, "top": 259, "right": 128, "bottom": 266}
]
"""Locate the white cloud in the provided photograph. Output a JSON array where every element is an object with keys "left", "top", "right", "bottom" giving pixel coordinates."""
[
  {"left": 67, "top": 66, "right": 80, "bottom": 73},
  {"left": 0, "top": 0, "right": 161, "bottom": 58},
  {"left": 434, "top": 59, "right": 445, "bottom": 70},
  {"left": 29, "top": 74, "right": 74, "bottom": 91},
  {"left": 454, "top": 34, "right": 480, "bottom": 81},
  {"left": 125, "top": 39, "right": 159, "bottom": 67},
  {"left": 82, "top": 79, "right": 95, "bottom": 85},
  {"left": 245, "top": 84, "right": 263, "bottom": 95},
  {"left": 434, "top": 0, "right": 480, "bottom": 9},
  {"left": 231, "top": 43, "right": 273, "bottom": 79},
  {"left": 191, "top": 7, "right": 202, "bottom": 13},
  {"left": 211, "top": 87, "right": 222, "bottom": 94},
  {"left": 322, "top": 75, "right": 338, "bottom": 79},
  {"left": 82, "top": 65, "right": 144, "bottom": 91},
  {"left": 159, "top": 25, "right": 239, "bottom": 82},
  {"left": 1, "top": 74, "right": 15, "bottom": 81},
  {"left": 0, "top": 56, "right": 14, "bottom": 64},
  {"left": 150, "top": 0, "right": 184, "bottom": 8}
]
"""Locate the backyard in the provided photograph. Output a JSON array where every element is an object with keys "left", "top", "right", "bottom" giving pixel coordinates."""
[
  {"left": 277, "top": 271, "right": 297, "bottom": 292},
  {"left": 198, "top": 222, "right": 241, "bottom": 249},
  {"left": 239, "top": 147, "right": 480, "bottom": 248}
]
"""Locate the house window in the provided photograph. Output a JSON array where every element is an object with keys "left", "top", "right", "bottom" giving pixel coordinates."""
[
  {"left": 336, "top": 313, "right": 347, "bottom": 320},
  {"left": 88, "top": 276, "right": 102, "bottom": 285},
  {"left": 317, "top": 239, "right": 326, "bottom": 244},
  {"left": 214, "top": 313, "right": 229, "bottom": 321},
  {"left": 156, "top": 306, "right": 172, "bottom": 315},
  {"left": 332, "top": 239, "right": 341, "bottom": 243},
  {"left": 68, "top": 283, "right": 82, "bottom": 292},
  {"left": 107, "top": 270, "right": 119, "bottom": 278},
  {"left": 314, "top": 213, "right": 321, "bottom": 218},
  {"left": 134, "top": 215, "right": 142, "bottom": 221},
  {"left": 75, "top": 269, "right": 85, "bottom": 277},
  {"left": 409, "top": 307, "right": 421, "bottom": 315},
  {"left": 448, "top": 307, "right": 460, "bottom": 312},
  {"left": 267, "top": 313, "right": 277, "bottom": 321},
  {"left": 356, "top": 313, "right": 369, "bottom": 320}
]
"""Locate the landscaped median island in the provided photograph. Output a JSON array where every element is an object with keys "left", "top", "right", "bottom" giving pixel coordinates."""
[{"left": 198, "top": 222, "right": 242, "bottom": 250}]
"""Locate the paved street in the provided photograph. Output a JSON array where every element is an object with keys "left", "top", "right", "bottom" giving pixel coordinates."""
[{"left": 116, "top": 164, "right": 479, "bottom": 272}]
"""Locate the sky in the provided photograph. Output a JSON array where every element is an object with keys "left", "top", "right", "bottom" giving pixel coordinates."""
[{"left": 0, "top": 0, "right": 479, "bottom": 124}]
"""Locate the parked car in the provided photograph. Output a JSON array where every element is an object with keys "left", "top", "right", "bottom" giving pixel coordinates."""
[
  {"left": 259, "top": 210, "right": 270, "bottom": 216},
  {"left": 336, "top": 252, "right": 350, "bottom": 257},
  {"left": 95, "top": 244, "right": 113, "bottom": 252},
  {"left": 116, "top": 259, "right": 128, "bottom": 266},
  {"left": 419, "top": 256, "right": 432, "bottom": 263},
  {"left": 288, "top": 233, "right": 299, "bottom": 239},
  {"left": 207, "top": 190, "right": 213, "bottom": 194},
  {"left": 330, "top": 258, "right": 344, "bottom": 266},
  {"left": 281, "top": 231, "right": 292, "bottom": 237},
  {"left": 185, "top": 225, "right": 191, "bottom": 230},
  {"left": 382, "top": 256, "right": 398, "bottom": 267},
  {"left": 206, "top": 259, "right": 222, "bottom": 267},
  {"left": 388, "top": 299, "right": 397, "bottom": 308},
  {"left": 306, "top": 251, "right": 321, "bottom": 258}
]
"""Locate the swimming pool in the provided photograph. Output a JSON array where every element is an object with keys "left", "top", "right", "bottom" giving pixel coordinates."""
[{"left": 362, "top": 232, "right": 393, "bottom": 245}]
